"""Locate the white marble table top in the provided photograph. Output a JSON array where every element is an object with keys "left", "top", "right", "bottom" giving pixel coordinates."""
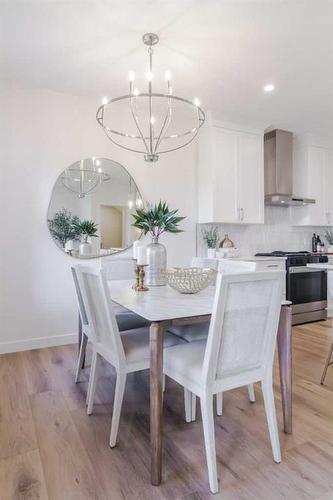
[
  {"left": 307, "top": 263, "right": 333, "bottom": 270},
  {"left": 109, "top": 280, "right": 291, "bottom": 322}
]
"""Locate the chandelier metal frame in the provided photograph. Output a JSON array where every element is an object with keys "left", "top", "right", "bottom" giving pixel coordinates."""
[
  {"left": 61, "top": 158, "right": 111, "bottom": 198},
  {"left": 96, "top": 33, "right": 205, "bottom": 162}
]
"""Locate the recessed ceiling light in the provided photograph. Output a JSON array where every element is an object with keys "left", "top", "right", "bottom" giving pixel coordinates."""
[{"left": 264, "top": 84, "right": 275, "bottom": 93}]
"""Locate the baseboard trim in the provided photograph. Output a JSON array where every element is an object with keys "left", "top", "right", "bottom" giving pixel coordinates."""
[{"left": 0, "top": 333, "right": 77, "bottom": 354}]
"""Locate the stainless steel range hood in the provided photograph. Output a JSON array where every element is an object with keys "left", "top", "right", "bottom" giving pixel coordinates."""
[{"left": 264, "top": 129, "right": 315, "bottom": 207}]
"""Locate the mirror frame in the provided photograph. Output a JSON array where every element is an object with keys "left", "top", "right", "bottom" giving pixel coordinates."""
[{"left": 47, "top": 157, "right": 143, "bottom": 259}]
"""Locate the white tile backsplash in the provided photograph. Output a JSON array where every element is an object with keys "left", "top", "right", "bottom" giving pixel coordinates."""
[{"left": 197, "top": 206, "right": 326, "bottom": 257}]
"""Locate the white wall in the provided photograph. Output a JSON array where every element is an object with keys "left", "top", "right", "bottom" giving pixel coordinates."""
[{"left": 0, "top": 82, "right": 197, "bottom": 352}]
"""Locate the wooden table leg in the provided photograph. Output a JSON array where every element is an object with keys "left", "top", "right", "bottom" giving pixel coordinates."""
[
  {"left": 150, "top": 321, "right": 168, "bottom": 486},
  {"left": 277, "top": 305, "right": 293, "bottom": 434}
]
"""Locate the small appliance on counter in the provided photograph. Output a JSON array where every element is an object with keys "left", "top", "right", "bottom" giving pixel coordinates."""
[{"left": 255, "top": 251, "right": 328, "bottom": 325}]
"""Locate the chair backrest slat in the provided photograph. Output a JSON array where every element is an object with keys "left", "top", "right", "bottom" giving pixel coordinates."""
[
  {"left": 202, "top": 271, "right": 284, "bottom": 387},
  {"left": 71, "top": 266, "right": 89, "bottom": 325},
  {"left": 77, "top": 265, "right": 126, "bottom": 367}
]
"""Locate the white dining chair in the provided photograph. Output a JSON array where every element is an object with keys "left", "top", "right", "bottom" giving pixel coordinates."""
[
  {"left": 77, "top": 266, "right": 186, "bottom": 447},
  {"left": 170, "top": 257, "right": 257, "bottom": 420},
  {"left": 163, "top": 271, "right": 284, "bottom": 493},
  {"left": 71, "top": 265, "right": 150, "bottom": 384}
]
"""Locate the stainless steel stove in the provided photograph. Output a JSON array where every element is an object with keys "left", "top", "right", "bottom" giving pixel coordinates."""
[{"left": 255, "top": 251, "right": 328, "bottom": 325}]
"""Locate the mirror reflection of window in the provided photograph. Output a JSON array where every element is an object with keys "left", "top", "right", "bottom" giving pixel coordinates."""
[{"left": 47, "top": 158, "right": 143, "bottom": 258}]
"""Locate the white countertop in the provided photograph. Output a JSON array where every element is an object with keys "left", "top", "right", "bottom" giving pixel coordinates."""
[{"left": 219, "top": 255, "right": 287, "bottom": 262}]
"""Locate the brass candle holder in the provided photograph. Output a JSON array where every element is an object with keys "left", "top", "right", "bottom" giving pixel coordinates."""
[{"left": 134, "top": 263, "right": 149, "bottom": 292}]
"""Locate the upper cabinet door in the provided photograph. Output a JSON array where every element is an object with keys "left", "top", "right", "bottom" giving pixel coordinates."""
[
  {"left": 213, "top": 128, "right": 239, "bottom": 223},
  {"left": 325, "top": 149, "right": 333, "bottom": 225},
  {"left": 307, "top": 146, "right": 327, "bottom": 226},
  {"left": 237, "top": 132, "right": 264, "bottom": 223},
  {"left": 197, "top": 122, "right": 264, "bottom": 224}
]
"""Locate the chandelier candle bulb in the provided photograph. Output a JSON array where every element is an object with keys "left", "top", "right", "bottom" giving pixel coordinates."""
[{"left": 128, "top": 71, "right": 135, "bottom": 82}]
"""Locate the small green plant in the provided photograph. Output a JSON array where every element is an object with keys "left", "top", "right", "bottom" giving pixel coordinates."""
[
  {"left": 202, "top": 226, "right": 219, "bottom": 249},
  {"left": 132, "top": 201, "right": 185, "bottom": 239},
  {"left": 325, "top": 228, "right": 333, "bottom": 245},
  {"left": 48, "top": 209, "right": 81, "bottom": 248},
  {"left": 73, "top": 220, "right": 99, "bottom": 242}
]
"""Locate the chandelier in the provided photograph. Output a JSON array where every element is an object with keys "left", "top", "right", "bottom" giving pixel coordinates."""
[
  {"left": 96, "top": 33, "right": 205, "bottom": 162},
  {"left": 61, "top": 158, "right": 110, "bottom": 198}
]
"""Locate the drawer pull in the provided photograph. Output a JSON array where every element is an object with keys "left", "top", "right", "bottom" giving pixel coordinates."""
[{"left": 267, "top": 264, "right": 279, "bottom": 268}]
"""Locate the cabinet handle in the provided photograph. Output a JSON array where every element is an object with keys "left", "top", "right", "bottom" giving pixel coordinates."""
[
  {"left": 240, "top": 208, "right": 244, "bottom": 221},
  {"left": 267, "top": 264, "right": 279, "bottom": 268},
  {"left": 327, "top": 212, "right": 331, "bottom": 225}
]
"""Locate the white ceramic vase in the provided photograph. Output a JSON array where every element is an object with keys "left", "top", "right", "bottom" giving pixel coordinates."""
[
  {"left": 207, "top": 248, "right": 216, "bottom": 258},
  {"left": 79, "top": 237, "right": 92, "bottom": 256}
]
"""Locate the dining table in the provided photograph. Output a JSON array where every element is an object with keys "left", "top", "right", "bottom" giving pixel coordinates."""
[{"left": 108, "top": 279, "right": 293, "bottom": 486}]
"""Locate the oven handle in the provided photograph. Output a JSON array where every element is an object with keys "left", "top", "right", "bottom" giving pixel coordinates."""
[{"left": 288, "top": 266, "right": 326, "bottom": 274}]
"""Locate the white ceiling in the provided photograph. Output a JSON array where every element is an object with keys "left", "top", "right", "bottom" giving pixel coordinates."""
[{"left": 1, "top": 0, "right": 333, "bottom": 137}]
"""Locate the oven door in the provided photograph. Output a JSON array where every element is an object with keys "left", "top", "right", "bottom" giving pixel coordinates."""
[{"left": 287, "top": 266, "right": 327, "bottom": 306}]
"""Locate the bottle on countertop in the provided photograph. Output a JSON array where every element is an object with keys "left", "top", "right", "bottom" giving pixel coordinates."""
[
  {"left": 312, "top": 233, "right": 317, "bottom": 253},
  {"left": 321, "top": 242, "right": 325, "bottom": 253},
  {"left": 316, "top": 235, "right": 322, "bottom": 253}
]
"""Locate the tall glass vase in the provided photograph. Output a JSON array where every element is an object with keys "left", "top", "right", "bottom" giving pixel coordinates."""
[{"left": 146, "top": 236, "right": 167, "bottom": 286}]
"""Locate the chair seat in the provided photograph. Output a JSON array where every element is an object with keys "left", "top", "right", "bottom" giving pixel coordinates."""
[
  {"left": 169, "top": 321, "right": 210, "bottom": 342},
  {"left": 164, "top": 340, "right": 206, "bottom": 382},
  {"left": 116, "top": 311, "right": 150, "bottom": 331},
  {"left": 121, "top": 327, "right": 187, "bottom": 365},
  {"left": 112, "top": 302, "right": 132, "bottom": 314}
]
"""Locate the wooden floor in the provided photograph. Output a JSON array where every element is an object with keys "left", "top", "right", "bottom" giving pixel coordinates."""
[{"left": 1, "top": 322, "right": 333, "bottom": 500}]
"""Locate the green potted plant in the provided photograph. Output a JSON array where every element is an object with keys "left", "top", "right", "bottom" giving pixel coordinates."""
[
  {"left": 202, "top": 226, "right": 219, "bottom": 258},
  {"left": 132, "top": 201, "right": 185, "bottom": 285},
  {"left": 73, "top": 220, "right": 99, "bottom": 256},
  {"left": 48, "top": 209, "right": 81, "bottom": 249}
]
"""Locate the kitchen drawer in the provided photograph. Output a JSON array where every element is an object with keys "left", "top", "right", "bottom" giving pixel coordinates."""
[{"left": 254, "top": 260, "right": 286, "bottom": 272}]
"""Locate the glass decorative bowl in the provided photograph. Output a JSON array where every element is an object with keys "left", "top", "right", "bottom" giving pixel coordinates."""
[{"left": 163, "top": 267, "right": 217, "bottom": 294}]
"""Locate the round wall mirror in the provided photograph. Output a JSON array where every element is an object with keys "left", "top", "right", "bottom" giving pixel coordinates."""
[{"left": 47, "top": 158, "right": 143, "bottom": 258}]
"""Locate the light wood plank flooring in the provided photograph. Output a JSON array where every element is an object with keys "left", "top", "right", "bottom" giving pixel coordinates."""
[{"left": 1, "top": 321, "right": 333, "bottom": 499}]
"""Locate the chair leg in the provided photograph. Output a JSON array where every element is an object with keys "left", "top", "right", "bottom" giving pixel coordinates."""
[
  {"left": 261, "top": 378, "right": 281, "bottom": 463},
  {"left": 87, "top": 350, "right": 100, "bottom": 415},
  {"left": 184, "top": 388, "right": 192, "bottom": 423},
  {"left": 248, "top": 383, "right": 256, "bottom": 403},
  {"left": 216, "top": 392, "right": 223, "bottom": 416},
  {"left": 86, "top": 365, "right": 92, "bottom": 406},
  {"left": 191, "top": 393, "right": 196, "bottom": 422},
  {"left": 200, "top": 394, "right": 218, "bottom": 494},
  {"left": 321, "top": 340, "right": 333, "bottom": 385},
  {"left": 75, "top": 333, "right": 88, "bottom": 383},
  {"left": 110, "top": 372, "right": 127, "bottom": 448}
]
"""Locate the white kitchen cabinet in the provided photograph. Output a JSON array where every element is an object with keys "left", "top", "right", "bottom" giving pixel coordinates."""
[
  {"left": 197, "top": 122, "right": 264, "bottom": 224},
  {"left": 292, "top": 145, "right": 333, "bottom": 226}
]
